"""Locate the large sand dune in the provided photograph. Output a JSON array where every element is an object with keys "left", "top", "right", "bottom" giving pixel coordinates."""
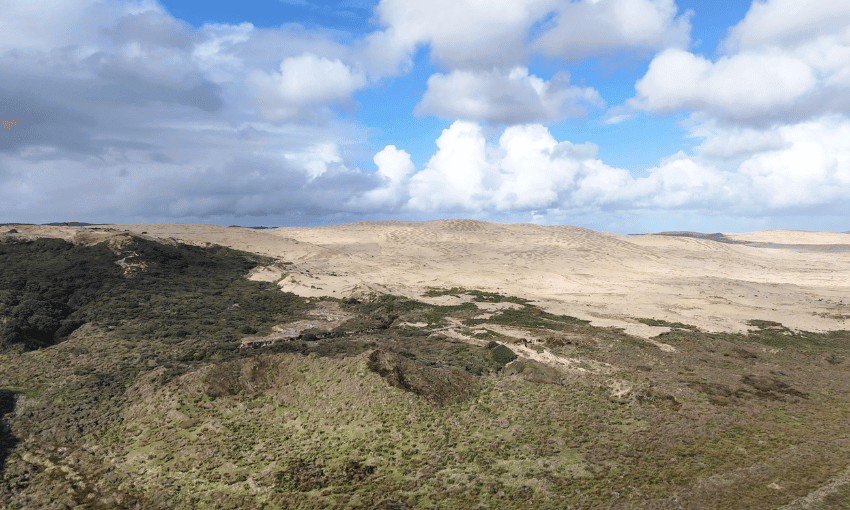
[{"left": 10, "top": 221, "right": 850, "bottom": 337}]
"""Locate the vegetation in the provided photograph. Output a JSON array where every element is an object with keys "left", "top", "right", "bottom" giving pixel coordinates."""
[
  {"left": 465, "top": 307, "right": 590, "bottom": 330},
  {"left": 487, "top": 341, "right": 518, "bottom": 364},
  {"left": 0, "top": 237, "right": 303, "bottom": 352},
  {"left": 423, "top": 287, "right": 529, "bottom": 305},
  {"left": 0, "top": 240, "right": 848, "bottom": 509},
  {"left": 636, "top": 317, "right": 700, "bottom": 330}
]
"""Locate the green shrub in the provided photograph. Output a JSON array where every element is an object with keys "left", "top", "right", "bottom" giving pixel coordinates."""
[
  {"left": 0, "top": 236, "right": 306, "bottom": 351},
  {"left": 489, "top": 344, "right": 517, "bottom": 365}
]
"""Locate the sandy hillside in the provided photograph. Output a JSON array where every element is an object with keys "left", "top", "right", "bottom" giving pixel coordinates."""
[{"left": 8, "top": 220, "right": 850, "bottom": 337}]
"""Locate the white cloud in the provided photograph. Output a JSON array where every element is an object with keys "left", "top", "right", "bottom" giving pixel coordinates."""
[
  {"left": 247, "top": 53, "right": 366, "bottom": 121},
  {"left": 374, "top": 145, "right": 415, "bottom": 183},
  {"left": 353, "top": 145, "right": 415, "bottom": 208},
  {"left": 630, "top": 48, "right": 816, "bottom": 118},
  {"left": 3, "top": 0, "right": 848, "bottom": 231},
  {"left": 533, "top": 0, "right": 691, "bottom": 58},
  {"left": 636, "top": 153, "right": 736, "bottom": 208},
  {"left": 282, "top": 142, "right": 347, "bottom": 180},
  {"left": 629, "top": 0, "right": 850, "bottom": 124},
  {"left": 735, "top": 116, "right": 850, "bottom": 209},
  {"left": 371, "top": 0, "right": 691, "bottom": 70},
  {"left": 375, "top": 118, "right": 850, "bottom": 217},
  {"left": 355, "top": 29, "right": 418, "bottom": 77},
  {"left": 414, "top": 67, "right": 604, "bottom": 124},
  {"left": 723, "top": 0, "right": 850, "bottom": 90},
  {"left": 723, "top": 0, "right": 850, "bottom": 51},
  {"left": 406, "top": 122, "right": 492, "bottom": 211},
  {"left": 374, "top": 0, "right": 556, "bottom": 69},
  {"left": 691, "top": 123, "right": 788, "bottom": 160},
  {"left": 613, "top": 0, "right": 850, "bottom": 226},
  {"left": 404, "top": 121, "right": 640, "bottom": 212}
]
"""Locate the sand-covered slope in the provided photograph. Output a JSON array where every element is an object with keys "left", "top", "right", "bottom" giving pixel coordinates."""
[
  {"left": 9, "top": 220, "right": 850, "bottom": 336},
  {"left": 96, "top": 220, "right": 850, "bottom": 337}
]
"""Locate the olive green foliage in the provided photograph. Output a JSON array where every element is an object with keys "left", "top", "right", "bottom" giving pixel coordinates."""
[
  {"left": 465, "top": 307, "right": 589, "bottom": 330},
  {"left": 637, "top": 318, "right": 700, "bottom": 330},
  {"left": 0, "top": 237, "right": 301, "bottom": 351},
  {"left": 728, "top": 320, "right": 850, "bottom": 354},
  {"left": 310, "top": 294, "right": 515, "bottom": 376},
  {"left": 366, "top": 349, "right": 478, "bottom": 404},
  {"left": 423, "top": 287, "right": 529, "bottom": 305},
  {"left": 487, "top": 342, "right": 517, "bottom": 365},
  {"left": 351, "top": 293, "right": 479, "bottom": 328},
  {"left": 747, "top": 319, "right": 787, "bottom": 330}
]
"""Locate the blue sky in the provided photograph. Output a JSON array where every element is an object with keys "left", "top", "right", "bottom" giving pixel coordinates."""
[{"left": 1, "top": 0, "right": 849, "bottom": 233}]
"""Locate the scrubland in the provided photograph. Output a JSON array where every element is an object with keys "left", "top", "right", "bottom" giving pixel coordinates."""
[{"left": 0, "top": 227, "right": 848, "bottom": 509}]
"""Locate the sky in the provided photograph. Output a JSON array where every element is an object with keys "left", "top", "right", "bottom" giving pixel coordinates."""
[{"left": 1, "top": 0, "right": 849, "bottom": 233}]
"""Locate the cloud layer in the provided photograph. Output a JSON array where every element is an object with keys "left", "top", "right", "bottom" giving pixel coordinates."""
[{"left": 0, "top": 0, "right": 848, "bottom": 232}]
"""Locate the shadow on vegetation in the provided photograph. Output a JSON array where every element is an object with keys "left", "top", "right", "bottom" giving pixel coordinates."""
[{"left": 0, "top": 390, "right": 17, "bottom": 474}]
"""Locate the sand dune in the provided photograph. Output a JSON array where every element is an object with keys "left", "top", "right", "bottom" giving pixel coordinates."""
[
  {"left": 723, "top": 229, "right": 850, "bottom": 244},
  {"left": 8, "top": 221, "right": 850, "bottom": 337}
]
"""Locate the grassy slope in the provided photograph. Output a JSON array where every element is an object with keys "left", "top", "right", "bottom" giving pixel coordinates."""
[{"left": 0, "top": 238, "right": 848, "bottom": 509}]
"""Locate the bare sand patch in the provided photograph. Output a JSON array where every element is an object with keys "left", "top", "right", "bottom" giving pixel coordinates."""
[
  {"left": 723, "top": 229, "right": 850, "bottom": 245},
  {"left": 240, "top": 300, "right": 353, "bottom": 348}
]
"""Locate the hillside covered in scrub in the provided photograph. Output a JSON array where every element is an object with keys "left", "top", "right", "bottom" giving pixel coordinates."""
[{"left": 0, "top": 228, "right": 849, "bottom": 509}]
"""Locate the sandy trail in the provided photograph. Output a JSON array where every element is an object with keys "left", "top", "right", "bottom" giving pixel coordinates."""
[{"left": 10, "top": 221, "right": 850, "bottom": 338}]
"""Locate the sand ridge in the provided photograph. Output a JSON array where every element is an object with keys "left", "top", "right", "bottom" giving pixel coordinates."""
[{"left": 8, "top": 221, "right": 850, "bottom": 337}]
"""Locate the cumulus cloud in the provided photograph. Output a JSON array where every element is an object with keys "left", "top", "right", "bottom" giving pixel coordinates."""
[
  {"left": 629, "top": 0, "right": 850, "bottom": 124},
  {"left": 533, "top": 0, "right": 692, "bottom": 58},
  {"left": 352, "top": 145, "right": 415, "bottom": 208},
  {"left": 400, "top": 121, "right": 738, "bottom": 213},
  {"left": 735, "top": 116, "right": 850, "bottom": 209},
  {"left": 615, "top": 0, "right": 850, "bottom": 225},
  {"left": 630, "top": 48, "right": 817, "bottom": 118},
  {"left": 634, "top": 153, "right": 739, "bottom": 209},
  {"left": 414, "top": 67, "right": 604, "bottom": 124},
  {"left": 370, "top": 118, "right": 850, "bottom": 218},
  {"left": 247, "top": 53, "right": 366, "bottom": 121}
]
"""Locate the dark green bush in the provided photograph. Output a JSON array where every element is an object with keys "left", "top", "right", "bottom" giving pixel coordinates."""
[
  {"left": 0, "top": 236, "right": 305, "bottom": 351},
  {"left": 490, "top": 344, "right": 517, "bottom": 365},
  {"left": 1, "top": 298, "right": 71, "bottom": 349}
]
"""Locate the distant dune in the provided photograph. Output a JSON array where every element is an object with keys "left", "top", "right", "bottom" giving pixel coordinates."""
[
  {"left": 8, "top": 220, "right": 849, "bottom": 337},
  {"left": 650, "top": 230, "right": 850, "bottom": 252}
]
